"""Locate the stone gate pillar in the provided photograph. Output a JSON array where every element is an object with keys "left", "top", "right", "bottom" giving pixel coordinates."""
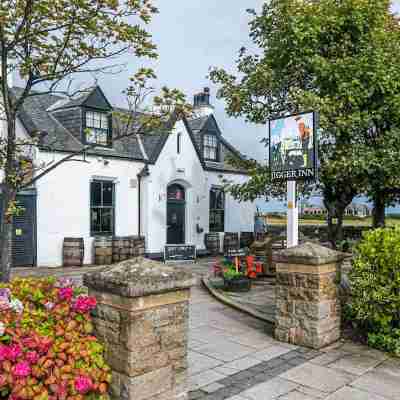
[
  {"left": 273, "top": 242, "right": 345, "bottom": 349},
  {"left": 83, "top": 258, "right": 196, "bottom": 400}
]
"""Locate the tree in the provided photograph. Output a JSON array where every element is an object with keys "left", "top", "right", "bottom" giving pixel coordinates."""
[
  {"left": 0, "top": 0, "right": 190, "bottom": 281},
  {"left": 210, "top": 0, "right": 400, "bottom": 245}
]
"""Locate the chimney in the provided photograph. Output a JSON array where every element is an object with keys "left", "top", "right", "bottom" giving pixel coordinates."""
[{"left": 193, "top": 87, "right": 214, "bottom": 117}]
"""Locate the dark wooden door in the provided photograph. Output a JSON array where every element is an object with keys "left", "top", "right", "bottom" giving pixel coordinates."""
[
  {"left": 0, "top": 193, "right": 36, "bottom": 267},
  {"left": 167, "top": 201, "right": 185, "bottom": 244}
]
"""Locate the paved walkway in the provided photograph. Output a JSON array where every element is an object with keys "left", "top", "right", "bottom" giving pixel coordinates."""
[{"left": 188, "top": 283, "right": 400, "bottom": 400}]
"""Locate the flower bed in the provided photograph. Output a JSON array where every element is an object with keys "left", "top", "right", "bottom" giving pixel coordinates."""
[{"left": 0, "top": 277, "right": 111, "bottom": 400}]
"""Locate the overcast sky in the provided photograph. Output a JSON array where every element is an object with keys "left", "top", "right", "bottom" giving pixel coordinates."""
[
  {"left": 99, "top": 0, "right": 399, "bottom": 211},
  {"left": 103, "top": 0, "right": 400, "bottom": 165}
]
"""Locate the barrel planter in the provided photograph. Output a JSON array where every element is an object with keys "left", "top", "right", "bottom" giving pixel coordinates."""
[
  {"left": 223, "top": 276, "right": 251, "bottom": 292},
  {"left": 205, "top": 233, "right": 220, "bottom": 255},
  {"left": 63, "top": 238, "right": 84, "bottom": 267},
  {"left": 240, "top": 232, "right": 255, "bottom": 249},
  {"left": 94, "top": 236, "right": 112, "bottom": 265},
  {"left": 223, "top": 232, "right": 239, "bottom": 254},
  {"left": 129, "top": 236, "right": 145, "bottom": 257},
  {"left": 112, "top": 236, "right": 131, "bottom": 262}
]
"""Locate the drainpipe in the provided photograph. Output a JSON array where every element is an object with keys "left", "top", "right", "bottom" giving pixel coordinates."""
[{"left": 137, "top": 165, "right": 150, "bottom": 237}]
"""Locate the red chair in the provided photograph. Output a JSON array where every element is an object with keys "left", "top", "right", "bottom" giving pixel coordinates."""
[
  {"left": 255, "top": 261, "right": 263, "bottom": 275},
  {"left": 246, "top": 256, "right": 257, "bottom": 279}
]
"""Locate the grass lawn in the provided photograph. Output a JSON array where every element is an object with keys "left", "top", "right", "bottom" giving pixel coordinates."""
[{"left": 267, "top": 216, "right": 400, "bottom": 226}]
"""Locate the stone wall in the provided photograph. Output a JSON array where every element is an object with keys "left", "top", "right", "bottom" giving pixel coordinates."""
[
  {"left": 268, "top": 224, "right": 370, "bottom": 242},
  {"left": 84, "top": 258, "right": 195, "bottom": 400},
  {"left": 273, "top": 242, "right": 345, "bottom": 349}
]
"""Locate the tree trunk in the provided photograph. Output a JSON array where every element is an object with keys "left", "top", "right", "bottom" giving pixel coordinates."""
[
  {"left": 0, "top": 186, "right": 15, "bottom": 282},
  {"left": 0, "top": 116, "right": 17, "bottom": 282},
  {"left": 326, "top": 207, "right": 345, "bottom": 249},
  {"left": 372, "top": 193, "right": 386, "bottom": 228}
]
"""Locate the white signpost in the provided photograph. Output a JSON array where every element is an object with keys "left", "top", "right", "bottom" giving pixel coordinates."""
[{"left": 269, "top": 112, "right": 318, "bottom": 248}]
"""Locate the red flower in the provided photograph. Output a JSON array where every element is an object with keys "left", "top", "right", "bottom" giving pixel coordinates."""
[{"left": 22, "top": 337, "right": 37, "bottom": 349}]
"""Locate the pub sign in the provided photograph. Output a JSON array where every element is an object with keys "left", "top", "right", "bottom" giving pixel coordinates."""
[{"left": 269, "top": 111, "right": 318, "bottom": 181}]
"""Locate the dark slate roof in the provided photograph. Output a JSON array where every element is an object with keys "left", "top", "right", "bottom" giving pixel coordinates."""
[{"left": 12, "top": 87, "right": 145, "bottom": 161}]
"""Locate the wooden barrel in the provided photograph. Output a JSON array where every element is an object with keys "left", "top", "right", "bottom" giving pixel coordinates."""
[
  {"left": 129, "top": 236, "right": 145, "bottom": 257},
  {"left": 205, "top": 233, "right": 220, "bottom": 255},
  {"left": 94, "top": 237, "right": 112, "bottom": 265},
  {"left": 240, "top": 232, "right": 255, "bottom": 248},
  {"left": 112, "top": 236, "right": 131, "bottom": 262},
  {"left": 223, "top": 232, "right": 239, "bottom": 254},
  {"left": 63, "top": 238, "right": 84, "bottom": 267}
]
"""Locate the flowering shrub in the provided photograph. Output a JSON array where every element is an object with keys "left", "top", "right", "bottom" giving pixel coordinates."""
[{"left": 0, "top": 277, "right": 111, "bottom": 399}]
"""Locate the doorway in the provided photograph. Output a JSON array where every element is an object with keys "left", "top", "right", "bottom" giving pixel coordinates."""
[{"left": 167, "top": 184, "right": 186, "bottom": 244}]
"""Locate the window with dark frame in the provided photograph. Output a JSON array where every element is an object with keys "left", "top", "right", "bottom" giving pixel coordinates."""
[
  {"left": 203, "top": 134, "right": 218, "bottom": 161},
  {"left": 209, "top": 187, "right": 225, "bottom": 232},
  {"left": 85, "top": 110, "right": 110, "bottom": 146},
  {"left": 90, "top": 180, "right": 115, "bottom": 235}
]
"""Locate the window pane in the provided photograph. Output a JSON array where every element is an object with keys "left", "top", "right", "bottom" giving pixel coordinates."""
[
  {"left": 97, "top": 130, "right": 108, "bottom": 145},
  {"left": 101, "top": 114, "right": 108, "bottom": 129},
  {"left": 209, "top": 148, "right": 216, "bottom": 160},
  {"left": 91, "top": 208, "right": 101, "bottom": 233},
  {"left": 101, "top": 208, "right": 113, "bottom": 233},
  {"left": 86, "top": 112, "right": 93, "bottom": 127},
  {"left": 102, "top": 182, "right": 113, "bottom": 206},
  {"left": 91, "top": 182, "right": 102, "bottom": 206}
]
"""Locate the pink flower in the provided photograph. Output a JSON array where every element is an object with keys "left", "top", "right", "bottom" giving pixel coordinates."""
[
  {"left": 0, "top": 345, "right": 9, "bottom": 361},
  {"left": 72, "top": 296, "right": 96, "bottom": 313},
  {"left": 0, "top": 374, "right": 6, "bottom": 387},
  {"left": 74, "top": 375, "right": 93, "bottom": 394},
  {"left": 12, "top": 361, "right": 31, "bottom": 378},
  {"left": 25, "top": 351, "right": 39, "bottom": 365},
  {"left": 58, "top": 287, "right": 74, "bottom": 301},
  {"left": 7, "top": 344, "right": 22, "bottom": 362}
]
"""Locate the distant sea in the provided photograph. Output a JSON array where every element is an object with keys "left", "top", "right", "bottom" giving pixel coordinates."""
[{"left": 257, "top": 195, "right": 400, "bottom": 214}]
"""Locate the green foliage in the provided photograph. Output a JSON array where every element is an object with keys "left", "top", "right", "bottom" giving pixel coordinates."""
[
  {"left": 210, "top": 0, "right": 400, "bottom": 242},
  {"left": 222, "top": 263, "right": 244, "bottom": 280},
  {"left": 347, "top": 227, "right": 400, "bottom": 355}
]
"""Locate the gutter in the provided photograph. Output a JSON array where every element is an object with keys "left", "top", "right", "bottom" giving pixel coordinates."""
[{"left": 137, "top": 165, "right": 150, "bottom": 237}]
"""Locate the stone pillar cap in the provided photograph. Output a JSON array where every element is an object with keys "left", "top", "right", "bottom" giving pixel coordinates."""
[
  {"left": 83, "top": 257, "right": 196, "bottom": 298},
  {"left": 272, "top": 242, "right": 346, "bottom": 265}
]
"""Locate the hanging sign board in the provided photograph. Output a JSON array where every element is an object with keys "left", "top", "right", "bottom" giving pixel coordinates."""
[
  {"left": 269, "top": 111, "right": 318, "bottom": 181},
  {"left": 164, "top": 245, "right": 196, "bottom": 263}
]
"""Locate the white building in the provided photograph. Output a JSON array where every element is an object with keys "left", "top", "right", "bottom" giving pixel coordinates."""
[{"left": 1, "top": 86, "right": 255, "bottom": 267}]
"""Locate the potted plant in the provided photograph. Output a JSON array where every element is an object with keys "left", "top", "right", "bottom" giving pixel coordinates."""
[{"left": 222, "top": 263, "right": 251, "bottom": 292}]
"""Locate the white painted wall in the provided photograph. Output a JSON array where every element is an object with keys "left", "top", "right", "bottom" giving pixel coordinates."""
[
  {"left": 142, "top": 120, "right": 256, "bottom": 255},
  {"left": 35, "top": 151, "right": 144, "bottom": 266}
]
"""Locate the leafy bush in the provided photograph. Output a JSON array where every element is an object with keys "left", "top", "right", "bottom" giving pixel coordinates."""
[
  {"left": 347, "top": 227, "right": 400, "bottom": 355},
  {"left": 222, "top": 264, "right": 244, "bottom": 280},
  {"left": 0, "top": 277, "right": 111, "bottom": 399}
]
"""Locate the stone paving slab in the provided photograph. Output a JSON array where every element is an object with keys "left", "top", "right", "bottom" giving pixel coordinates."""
[{"left": 186, "top": 259, "right": 399, "bottom": 400}]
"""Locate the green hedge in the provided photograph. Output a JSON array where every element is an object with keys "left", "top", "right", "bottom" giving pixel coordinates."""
[{"left": 347, "top": 227, "right": 400, "bottom": 355}]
